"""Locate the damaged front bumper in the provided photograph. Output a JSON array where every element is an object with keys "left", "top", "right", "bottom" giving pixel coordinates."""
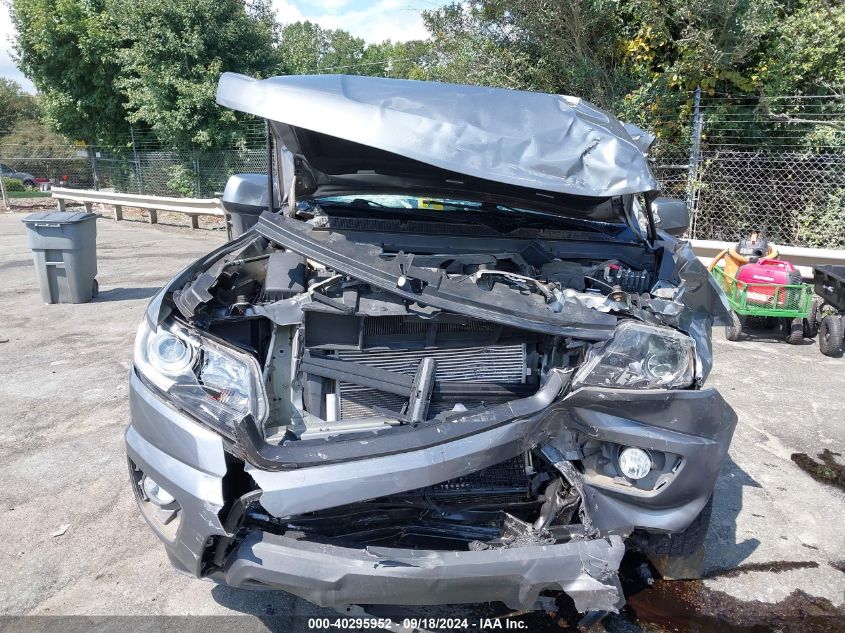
[
  {"left": 125, "top": 363, "right": 736, "bottom": 613},
  {"left": 222, "top": 531, "right": 626, "bottom": 613}
]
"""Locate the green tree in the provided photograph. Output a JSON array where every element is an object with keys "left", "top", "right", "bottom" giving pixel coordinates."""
[
  {"left": 418, "top": 0, "right": 820, "bottom": 141},
  {"left": 360, "top": 40, "right": 432, "bottom": 79},
  {"left": 115, "top": 0, "right": 277, "bottom": 149},
  {"left": 616, "top": 0, "right": 781, "bottom": 137},
  {"left": 275, "top": 22, "right": 431, "bottom": 78},
  {"left": 277, "top": 21, "right": 366, "bottom": 75},
  {"left": 0, "top": 118, "right": 76, "bottom": 157},
  {"left": 421, "top": 0, "right": 631, "bottom": 107},
  {"left": 10, "top": 0, "right": 129, "bottom": 144},
  {"left": 0, "top": 78, "right": 39, "bottom": 135},
  {"left": 762, "top": 1, "right": 845, "bottom": 98}
]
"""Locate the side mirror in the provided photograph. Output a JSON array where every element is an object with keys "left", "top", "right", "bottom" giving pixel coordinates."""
[
  {"left": 221, "top": 174, "right": 279, "bottom": 238},
  {"left": 652, "top": 197, "right": 689, "bottom": 237}
]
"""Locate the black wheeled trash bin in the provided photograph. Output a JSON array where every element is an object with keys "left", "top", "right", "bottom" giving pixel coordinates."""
[{"left": 22, "top": 211, "right": 98, "bottom": 304}]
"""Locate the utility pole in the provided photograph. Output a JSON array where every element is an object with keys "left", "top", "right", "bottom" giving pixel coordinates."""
[
  {"left": 130, "top": 127, "right": 144, "bottom": 194},
  {"left": 685, "top": 86, "right": 703, "bottom": 238},
  {"left": 88, "top": 146, "right": 100, "bottom": 191}
]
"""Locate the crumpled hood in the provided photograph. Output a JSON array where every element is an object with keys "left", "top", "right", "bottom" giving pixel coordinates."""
[{"left": 216, "top": 73, "right": 659, "bottom": 200}]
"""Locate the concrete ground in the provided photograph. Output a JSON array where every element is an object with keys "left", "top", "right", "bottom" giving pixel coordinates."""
[{"left": 0, "top": 211, "right": 843, "bottom": 629}]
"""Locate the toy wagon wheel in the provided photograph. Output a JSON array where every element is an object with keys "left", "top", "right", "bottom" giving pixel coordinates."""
[
  {"left": 725, "top": 311, "right": 744, "bottom": 341},
  {"left": 803, "top": 296, "right": 823, "bottom": 339},
  {"left": 783, "top": 317, "right": 804, "bottom": 345}
]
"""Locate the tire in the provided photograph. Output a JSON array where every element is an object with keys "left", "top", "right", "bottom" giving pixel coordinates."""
[
  {"left": 725, "top": 311, "right": 744, "bottom": 341},
  {"left": 819, "top": 314, "right": 844, "bottom": 357},
  {"left": 22, "top": 179, "right": 36, "bottom": 188},
  {"left": 784, "top": 317, "right": 804, "bottom": 345},
  {"left": 804, "top": 297, "right": 823, "bottom": 339},
  {"left": 629, "top": 496, "right": 713, "bottom": 558},
  {"left": 91, "top": 279, "right": 99, "bottom": 299}
]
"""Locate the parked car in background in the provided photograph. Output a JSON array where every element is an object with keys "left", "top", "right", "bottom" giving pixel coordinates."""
[
  {"left": 0, "top": 163, "right": 36, "bottom": 188},
  {"left": 125, "top": 74, "right": 737, "bottom": 622}
]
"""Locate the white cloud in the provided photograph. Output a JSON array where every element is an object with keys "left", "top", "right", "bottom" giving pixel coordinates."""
[
  {"left": 0, "top": 2, "right": 34, "bottom": 92},
  {"left": 271, "top": 0, "right": 306, "bottom": 24}
]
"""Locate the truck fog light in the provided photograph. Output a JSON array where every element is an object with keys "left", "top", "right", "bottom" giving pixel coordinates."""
[
  {"left": 618, "top": 447, "right": 651, "bottom": 480},
  {"left": 142, "top": 476, "right": 176, "bottom": 506}
]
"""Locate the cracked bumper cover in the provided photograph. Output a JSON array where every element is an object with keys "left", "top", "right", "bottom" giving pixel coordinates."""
[
  {"left": 220, "top": 531, "right": 626, "bottom": 612},
  {"left": 125, "top": 367, "right": 736, "bottom": 610}
]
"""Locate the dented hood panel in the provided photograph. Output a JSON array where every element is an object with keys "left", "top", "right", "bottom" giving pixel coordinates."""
[{"left": 216, "top": 73, "right": 659, "bottom": 199}]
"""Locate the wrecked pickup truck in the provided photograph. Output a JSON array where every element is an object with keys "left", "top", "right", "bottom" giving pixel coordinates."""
[{"left": 125, "top": 73, "right": 737, "bottom": 617}]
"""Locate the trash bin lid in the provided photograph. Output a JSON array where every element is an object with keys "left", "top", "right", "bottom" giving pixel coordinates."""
[{"left": 22, "top": 211, "right": 97, "bottom": 225}]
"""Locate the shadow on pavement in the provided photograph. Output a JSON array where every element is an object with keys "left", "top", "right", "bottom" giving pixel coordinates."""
[
  {"left": 94, "top": 286, "right": 160, "bottom": 302},
  {"left": 211, "top": 584, "right": 338, "bottom": 633},
  {"left": 705, "top": 455, "right": 762, "bottom": 572}
]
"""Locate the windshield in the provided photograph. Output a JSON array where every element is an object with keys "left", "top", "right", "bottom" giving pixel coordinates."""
[{"left": 310, "top": 194, "right": 629, "bottom": 236}]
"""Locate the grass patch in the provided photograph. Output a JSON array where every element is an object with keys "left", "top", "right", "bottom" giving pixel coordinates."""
[{"left": 8, "top": 190, "right": 51, "bottom": 199}]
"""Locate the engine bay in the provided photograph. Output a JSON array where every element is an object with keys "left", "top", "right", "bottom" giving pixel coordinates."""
[{"left": 162, "top": 207, "right": 708, "bottom": 463}]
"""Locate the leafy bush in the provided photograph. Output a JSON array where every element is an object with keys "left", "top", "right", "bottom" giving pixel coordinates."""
[
  {"left": 165, "top": 163, "right": 196, "bottom": 197},
  {"left": 1, "top": 177, "right": 25, "bottom": 192},
  {"left": 797, "top": 188, "right": 845, "bottom": 249}
]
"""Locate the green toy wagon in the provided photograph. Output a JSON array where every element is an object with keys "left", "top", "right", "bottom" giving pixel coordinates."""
[{"left": 710, "top": 263, "right": 816, "bottom": 344}]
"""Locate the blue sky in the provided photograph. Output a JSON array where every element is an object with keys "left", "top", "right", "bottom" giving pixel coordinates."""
[{"left": 0, "top": 0, "right": 444, "bottom": 94}]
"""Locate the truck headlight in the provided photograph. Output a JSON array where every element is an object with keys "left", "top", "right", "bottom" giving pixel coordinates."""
[
  {"left": 134, "top": 318, "right": 267, "bottom": 434},
  {"left": 574, "top": 321, "right": 695, "bottom": 389}
]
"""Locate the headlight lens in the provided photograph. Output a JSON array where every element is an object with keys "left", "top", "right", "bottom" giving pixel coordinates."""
[
  {"left": 134, "top": 319, "right": 267, "bottom": 433},
  {"left": 574, "top": 321, "right": 695, "bottom": 389},
  {"left": 148, "top": 332, "right": 194, "bottom": 376}
]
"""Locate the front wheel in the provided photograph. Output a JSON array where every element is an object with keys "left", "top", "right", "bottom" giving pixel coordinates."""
[
  {"left": 783, "top": 317, "right": 804, "bottom": 345},
  {"left": 804, "top": 296, "right": 823, "bottom": 338},
  {"left": 819, "top": 314, "right": 844, "bottom": 357},
  {"left": 725, "top": 311, "right": 744, "bottom": 341}
]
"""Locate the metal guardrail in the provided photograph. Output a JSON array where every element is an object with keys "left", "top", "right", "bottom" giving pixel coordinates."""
[
  {"left": 48, "top": 188, "right": 844, "bottom": 272},
  {"left": 688, "top": 239, "right": 845, "bottom": 279},
  {"left": 51, "top": 188, "right": 224, "bottom": 229}
]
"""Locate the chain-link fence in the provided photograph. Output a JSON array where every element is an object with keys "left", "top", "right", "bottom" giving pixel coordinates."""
[
  {"left": 685, "top": 93, "right": 845, "bottom": 249},
  {"left": 0, "top": 121, "right": 269, "bottom": 198},
  {"left": 89, "top": 148, "right": 268, "bottom": 197},
  {"left": 1, "top": 96, "right": 843, "bottom": 248}
]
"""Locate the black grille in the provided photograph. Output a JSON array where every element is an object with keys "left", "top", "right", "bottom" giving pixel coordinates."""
[
  {"left": 428, "top": 456, "right": 530, "bottom": 495},
  {"left": 362, "top": 316, "right": 497, "bottom": 337}
]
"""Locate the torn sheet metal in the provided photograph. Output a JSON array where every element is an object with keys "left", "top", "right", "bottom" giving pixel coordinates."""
[
  {"left": 656, "top": 236, "right": 732, "bottom": 379},
  {"left": 623, "top": 122, "right": 656, "bottom": 157},
  {"left": 244, "top": 372, "right": 568, "bottom": 513},
  {"left": 253, "top": 214, "right": 619, "bottom": 340},
  {"left": 223, "top": 530, "right": 626, "bottom": 613},
  {"left": 216, "top": 73, "right": 659, "bottom": 199}
]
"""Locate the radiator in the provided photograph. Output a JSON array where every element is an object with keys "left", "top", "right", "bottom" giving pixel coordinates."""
[{"left": 334, "top": 344, "right": 527, "bottom": 420}]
